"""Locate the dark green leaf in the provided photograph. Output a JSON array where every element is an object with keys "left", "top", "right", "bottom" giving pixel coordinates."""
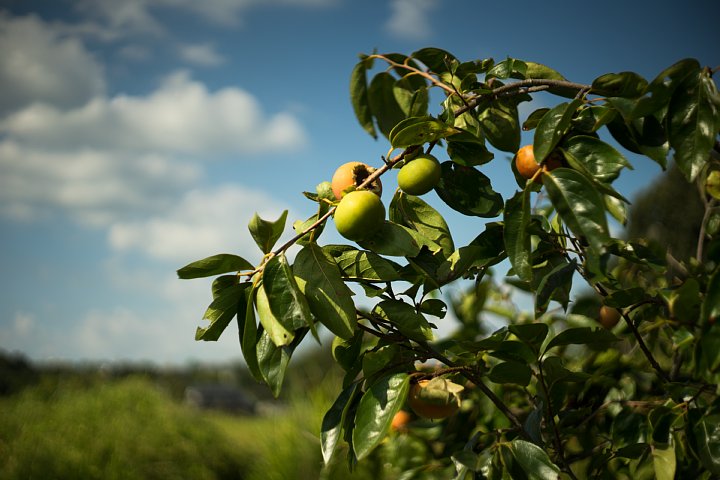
[
  {"left": 390, "top": 191, "right": 455, "bottom": 255},
  {"left": 542, "top": 168, "right": 611, "bottom": 251},
  {"left": 535, "top": 259, "right": 576, "bottom": 314},
  {"left": 487, "top": 58, "right": 527, "bottom": 80},
  {"left": 504, "top": 189, "right": 532, "bottom": 282},
  {"left": 603, "top": 287, "right": 649, "bottom": 308},
  {"left": 352, "top": 373, "right": 410, "bottom": 460},
  {"left": 356, "top": 221, "right": 426, "bottom": 257},
  {"left": 350, "top": 57, "right": 376, "bottom": 138},
  {"left": 533, "top": 100, "right": 582, "bottom": 162},
  {"left": 508, "top": 323, "right": 549, "bottom": 351},
  {"left": 522, "top": 108, "right": 550, "bottom": 131},
  {"left": 211, "top": 275, "right": 238, "bottom": 299},
  {"left": 256, "top": 328, "right": 306, "bottom": 398},
  {"left": 631, "top": 58, "right": 701, "bottom": 118},
  {"left": 177, "top": 253, "right": 254, "bottom": 279},
  {"left": 435, "top": 161, "right": 503, "bottom": 217},
  {"left": 488, "top": 361, "right": 532, "bottom": 386},
  {"left": 293, "top": 244, "right": 356, "bottom": 340},
  {"left": 669, "top": 70, "right": 720, "bottom": 181},
  {"left": 374, "top": 299, "right": 434, "bottom": 342},
  {"left": 562, "top": 135, "right": 631, "bottom": 183},
  {"left": 542, "top": 356, "right": 590, "bottom": 386},
  {"left": 446, "top": 139, "right": 494, "bottom": 167},
  {"left": 368, "top": 72, "right": 406, "bottom": 139},
  {"left": 479, "top": 102, "right": 521, "bottom": 152},
  {"left": 321, "top": 383, "right": 360, "bottom": 464},
  {"left": 507, "top": 439, "right": 561, "bottom": 480},
  {"left": 238, "top": 285, "right": 262, "bottom": 382},
  {"left": 324, "top": 244, "right": 402, "bottom": 281},
  {"left": 572, "top": 105, "right": 617, "bottom": 133},
  {"left": 195, "top": 284, "right": 246, "bottom": 341},
  {"left": 592, "top": 71, "right": 648, "bottom": 98},
  {"left": 545, "top": 327, "right": 618, "bottom": 351},
  {"left": 394, "top": 76, "right": 429, "bottom": 118},
  {"left": 362, "top": 344, "right": 400, "bottom": 379},
  {"left": 411, "top": 47, "right": 458, "bottom": 74},
  {"left": 702, "top": 268, "right": 720, "bottom": 325},
  {"left": 694, "top": 414, "right": 720, "bottom": 474},
  {"left": 263, "top": 253, "right": 313, "bottom": 333},
  {"left": 248, "top": 210, "right": 288, "bottom": 255}
]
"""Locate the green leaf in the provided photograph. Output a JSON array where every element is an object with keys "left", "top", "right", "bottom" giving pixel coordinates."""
[
  {"left": 177, "top": 253, "right": 254, "bottom": 279},
  {"left": 248, "top": 210, "right": 288, "bottom": 255},
  {"left": 572, "top": 105, "right": 617, "bottom": 133},
  {"left": 707, "top": 170, "right": 720, "bottom": 200},
  {"left": 504, "top": 189, "right": 532, "bottom": 282},
  {"left": 324, "top": 244, "right": 402, "bottom": 281},
  {"left": 394, "top": 76, "right": 429, "bottom": 118},
  {"left": 321, "top": 383, "right": 360, "bottom": 464},
  {"left": 545, "top": 327, "right": 618, "bottom": 351},
  {"left": 592, "top": 71, "right": 648, "bottom": 98},
  {"left": 488, "top": 361, "right": 532, "bottom": 386},
  {"left": 478, "top": 102, "right": 521, "bottom": 152},
  {"left": 256, "top": 328, "right": 305, "bottom": 398},
  {"left": 195, "top": 283, "right": 246, "bottom": 341},
  {"left": 255, "top": 283, "right": 294, "bottom": 347},
  {"left": 238, "top": 285, "right": 262, "bottom": 382},
  {"left": 522, "top": 108, "right": 550, "bottom": 131},
  {"left": 508, "top": 323, "right": 549, "bottom": 351},
  {"left": 390, "top": 191, "right": 455, "bottom": 255},
  {"left": 446, "top": 138, "right": 494, "bottom": 167},
  {"left": 263, "top": 253, "right": 313, "bottom": 335},
  {"left": 533, "top": 100, "right": 582, "bottom": 163},
  {"left": 293, "top": 244, "right": 356, "bottom": 340},
  {"left": 411, "top": 47, "right": 458, "bottom": 74},
  {"left": 435, "top": 161, "right": 503, "bottom": 217},
  {"left": 389, "top": 116, "right": 459, "bottom": 148},
  {"left": 669, "top": 69, "right": 720, "bottom": 181},
  {"left": 652, "top": 443, "right": 676, "bottom": 480},
  {"left": 631, "top": 58, "right": 701, "bottom": 118},
  {"left": 507, "top": 439, "right": 561, "bottom": 480},
  {"left": 352, "top": 373, "right": 410, "bottom": 460},
  {"left": 542, "top": 168, "right": 610, "bottom": 251},
  {"left": 356, "top": 221, "right": 427, "bottom": 257},
  {"left": 487, "top": 58, "right": 527, "bottom": 80},
  {"left": 535, "top": 259, "right": 576, "bottom": 314},
  {"left": 694, "top": 414, "right": 720, "bottom": 474},
  {"left": 350, "top": 57, "right": 376, "bottom": 138},
  {"left": 374, "top": 299, "right": 434, "bottom": 342},
  {"left": 522, "top": 62, "right": 566, "bottom": 81},
  {"left": 362, "top": 344, "right": 400, "bottom": 379},
  {"left": 368, "top": 72, "right": 406, "bottom": 140},
  {"left": 562, "top": 135, "right": 631, "bottom": 183}
]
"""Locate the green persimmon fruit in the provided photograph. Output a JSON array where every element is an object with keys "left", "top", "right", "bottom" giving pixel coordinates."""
[
  {"left": 334, "top": 190, "right": 385, "bottom": 241},
  {"left": 397, "top": 154, "right": 442, "bottom": 195}
]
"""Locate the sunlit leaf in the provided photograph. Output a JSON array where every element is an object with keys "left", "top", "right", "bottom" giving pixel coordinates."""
[
  {"left": 177, "top": 253, "right": 254, "bottom": 279},
  {"left": 504, "top": 189, "right": 532, "bottom": 282},
  {"left": 248, "top": 210, "right": 288, "bottom": 255}
]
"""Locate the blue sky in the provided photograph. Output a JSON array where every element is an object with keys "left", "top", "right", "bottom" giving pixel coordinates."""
[{"left": 0, "top": 0, "right": 717, "bottom": 364}]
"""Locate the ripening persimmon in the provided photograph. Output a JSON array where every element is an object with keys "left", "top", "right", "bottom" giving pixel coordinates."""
[
  {"left": 407, "top": 378, "right": 463, "bottom": 420},
  {"left": 514, "top": 145, "right": 562, "bottom": 180},
  {"left": 598, "top": 305, "right": 621, "bottom": 329},
  {"left": 331, "top": 161, "right": 382, "bottom": 200},
  {"left": 390, "top": 410, "right": 411, "bottom": 432}
]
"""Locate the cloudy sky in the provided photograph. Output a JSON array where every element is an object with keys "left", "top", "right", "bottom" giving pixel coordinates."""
[{"left": 0, "top": 0, "right": 716, "bottom": 364}]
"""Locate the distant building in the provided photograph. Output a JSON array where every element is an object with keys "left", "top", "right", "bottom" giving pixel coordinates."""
[{"left": 184, "top": 384, "right": 256, "bottom": 414}]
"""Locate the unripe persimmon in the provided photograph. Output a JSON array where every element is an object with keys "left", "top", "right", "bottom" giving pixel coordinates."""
[
  {"left": 598, "top": 305, "right": 621, "bottom": 329},
  {"left": 397, "top": 154, "right": 442, "bottom": 196},
  {"left": 331, "top": 162, "right": 382, "bottom": 200},
  {"left": 333, "top": 190, "right": 385, "bottom": 241}
]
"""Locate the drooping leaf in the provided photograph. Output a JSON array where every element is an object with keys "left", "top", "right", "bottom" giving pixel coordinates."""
[
  {"left": 356, "top": 221, "right": 428, "bottom": 257},
  {"left": 693, "top": 414, "right": 720, "bottom": 475},
  {"left": 522, "top": 108, "right": 550, "bottom": 131},
  {"left": 255, "top": 282, "right": 294, "bottom": 347},
  {"left": 446, "top": 137, "right": 494, "bottom": 166},
  {"left": 368, "top": 72, "right": 407, "bottom": 139},
  {"left": 508, "top": 323, "right": 549, "bottom": 352},
  {"left": 321, "top": 383, "right": 360, "bottom": 465},
  {"left": 435, "top": 161, "right": 503, "bottom": 217},
  {"left": 702, "top": 268, "right": 720, "bottom": 325},
  {"left": 592, "top": 71, "right": 648, "bottom": 98},
  {"left": 374, "top": 299, "right": 434, "bottom": 342},
  {"left": 506, "top": 439, "right": 561, "bottom": 480},
  {"left": 238, "top": 284, "right": 262, "bottom": 382},
  {"left": 256, "top": 328, "right": 306, "bottom": 398},
  {"left": 535, "top": 258, "right": 576, "bottom": 314},
  {"left": 669, "top": 69, "right": 720, "bottom": 181},
  {"left": 350, "top": 56, "right": 376, "bottom": 138},
  {"left": 545, "top": 327, "right": 618, "bottom": 351},
  {"left": 262, "top": 253, "right": 313, "bottom": 334},
  {"left": 542, "top": 168, "right": 611, "bottom": 251},
  {"left": 195, "top": 283, "right": 247, "bottom": 341},
  {"left": 488, "top": 361, "right": 532, "bottom": 386},
  {"left": 652, "top": 443, "right": 677, "bottom": 480},
  {"left": 177, "top": 253, "right": 254, "bottom": 279},
  {"left": 293, "top": 244, "right": 356, "bottom": 340},
  {"left": 352, "top": 373, "right": 410, "bottom": 460},
  {"left": 411, "top": 47, "right": 458, "bottom": 74},
  {"left": 533, "top": 99, "right": 582, "bottom": 163},
  {"left": 504, "top": 189, "right": 532, "bottom": 282},
  {"left": 561, "top": 135, "right": 632, "bottom": 183},
  {"left": 478, "top": 102, "right": 521, "bottom": 152},
  {"left": 390, "top": 191, "right": 455, "bottom": 255},
  {"left": 394, "top": 76, "right": 429, "bottom": 118},
  {"left": 248, "top": 210, "right": 288, "bottom": 255},
  {"left": 631, "top": 58, "right": 701, "bottom": 119}
]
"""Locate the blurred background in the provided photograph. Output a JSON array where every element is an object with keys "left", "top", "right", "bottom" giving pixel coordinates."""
[{"left": 0, "top": 0, "right": 717, "bottom": 478}]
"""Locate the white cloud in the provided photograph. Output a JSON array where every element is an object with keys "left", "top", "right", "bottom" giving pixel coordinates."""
[
  {"left": 0, "top": 13, "right": 106, "bottom": 115},
  {"left": 1, "top": 70, "right": 306, "bottom": 156},
  {"left": 108, "top": 184, "right": 296, "bottom": 263},
  {"left": 385, "top": 0, "right": 439, "bottom": 40},
  {"left": 179, "top": 42, "right": 226, "bottom": 67}
]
